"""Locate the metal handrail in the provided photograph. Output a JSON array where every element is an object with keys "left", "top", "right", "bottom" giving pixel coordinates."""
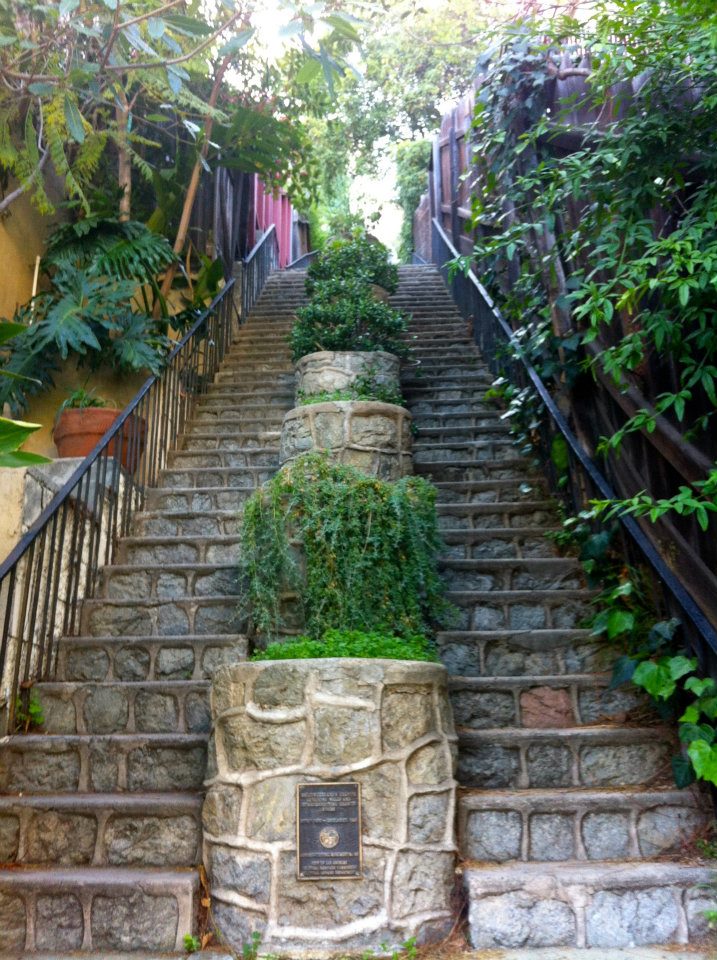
[
  {"left": 286, "top": 250, "right": 318, "bottom": 271},
  {"left": 430, "top": 216, "right": 717, "bottom": 667},
  {"left": 0, "top": 224, "right": 282, "bottom": 733}
]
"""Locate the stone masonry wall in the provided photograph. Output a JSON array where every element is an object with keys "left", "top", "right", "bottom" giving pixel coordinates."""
[
  {"left": 203, "top": 658, "right": 457, "bottom": 954},
  {"left": 280, "top": 401, "right": 413, "bottom": 481},
  {"left": 295, "top": 351, "right": 400, "bottom": 398}
]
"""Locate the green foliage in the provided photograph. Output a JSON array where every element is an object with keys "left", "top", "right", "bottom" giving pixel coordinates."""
[
  {"left": 0, "top": 321, "right": 50, "bottom": 467},
  {"left": 56, "top": 388, "right": 108, "bottom": 416},
  {"left": 306, "top": 232, "right": 399, "bottom": 294},
  {"left": 291, "top": 281, "right": 407, "bottom": 363},
  {"left": 394, "top": 140, "right": 432, "bottom": 262},
  {"left": 253, "top": 629, "right": 438, "bottom": 662},
  {"left": 15, "top": 692, "right": 44, "bottom": 733},
  {"left": 239, "top": 453, "right": 451, "bottom": 642},
  {"left": 183, "top": 934, "right": 201, "bottom": 954},
  {"left": 464, "top": 1, "right": 717, "bottom": 526},
  {"left": 241, "top": 932, "right": 262, "bottom": 960}
]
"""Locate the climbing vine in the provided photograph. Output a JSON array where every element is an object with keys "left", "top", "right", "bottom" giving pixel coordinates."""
[{"left": 462, "top": 0, "right": 717, "bottom": 525}]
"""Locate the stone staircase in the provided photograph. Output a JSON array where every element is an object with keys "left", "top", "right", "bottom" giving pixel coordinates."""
[
  {"left": 0, "top": 271, "right": 306, "bottom": 954},
  {"left": 0, "top": 263, "right": 713, "bottom": 956},
  {"left": 395, "top": 264, "right": 714, "bottom": 952}
]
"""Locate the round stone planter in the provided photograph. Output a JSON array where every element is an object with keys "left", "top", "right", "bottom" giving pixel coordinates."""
[
  {"left": 295, "top": 351, "right": 400, "bottom": 399},
  {"left": 279, "top": 400, "right": 413, "bottom": 480},
  {"left": 203, "top": 658, "right": 457, "bottom": 955}
]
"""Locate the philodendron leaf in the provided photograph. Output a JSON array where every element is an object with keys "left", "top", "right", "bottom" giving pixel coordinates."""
[
  {"left": 0, "top": 417, "right": 50, "bottom": 467},
  {"left": 0, "top": 321, "right": 27, "bottom": 346}
]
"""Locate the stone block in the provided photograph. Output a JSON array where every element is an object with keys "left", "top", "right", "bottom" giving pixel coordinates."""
[
  {"left": 89, "top": 741, "right": 120, "bottom": 791},
  {"left": 392, "top": 850, "right": 454, "bottom": 918},
  {"left": 276, "top": 847, "right": 384, "bottom": 927},
  {"left": 36, "top": 692, "right": 76, "bottom": 734},
  {"left": 186, "top": 691, "right": 212, "bottom": 733},
  {"left": 35, "top": 894, "right": 83, "bottom": 950},
  {"left": 585, "top": 888, "right": 680, "bottom": 947},
  {"left": 210, "top": 845, "right": 271, "bottom": 903},
  {"left": 464, "top": 810, "right": 522, "bottom": 862},
  {"left": 637, "top": 804, "right": 705, "bottom": 856},
  {"left": 582, "top": 811, "right": 631, "bottom": 860},
  {"left": 126, "top": 745, "right": 206, "bottom": 791},
  {"left": 91, "top": 891, "right": 179, "bottom": 950},
  {"left": 26, "top": 811, "right": 97, "bottom": 865},
  {"left": 520, "top": 686, "right": 574, "bottom": 728},
  {"left": 458, "top": 743, "right": 519, "bottom": 788},
  {"left": 135, "top": 691, "right": 179, "bottom": 733},
  {"left": 382, "top": 684, "right": 434, "bottom": 750},
  {"left": 526, "top": 744, "right": 573, "bottom": 787},
  {"left": 252, "top": 664, "right": 306, "bottom": 708},
  {"left": 451, "top": 689, "right": 515, "bottom": 729},
  {"left": 469, "top": 891, "right": 576, "bottom": 948},
  {"left": 213, "top": 901, "right": 266, "bottom": 947},
  {"left": 84, "top": 687, "right": 129, "bottom": 734},
  {"left": 105, "top": 814, "right": 199, "bottom": 866},
  {"left": 408, "top": 791, "right": 451, "bottom": 844},
  {"left": 580, "top": 742, "right": 670, "bottom": 787},
  {"left": 0, "top": 891, "right": 26, "bottom": 950},
  {"left": 314, "top": 706, "right": 375, "bottom": 765},
  {"left": 408, "top": 743, "right": 452, "bottom": 785},
  {"left": 203, "top": 785, "right": 242, "bottom": 838},
  {"left": 65, "top": 646, "right": 110, "bottom": 681},
  {"left": 578, "top": 686, "right": 644, "bottom": 724},
  {"left": 115, "top": 645, "right": 150, "bottom": 681},
  {"left": 0, "top": 745, "right": 81, "bottom": 792},
  {"left": 0, "top": 813, "right": 20, "bottom": 860},
  {"left": 528, "top": 813, "right": 575, "bottom": 861},
  {"left": 351, "top": 763, "right": 402, "bottom": 841},
  {"left": 219, "top": 714, "right": 306, "bottom": 771}
]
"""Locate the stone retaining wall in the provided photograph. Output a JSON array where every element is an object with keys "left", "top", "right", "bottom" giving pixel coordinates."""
[
  {"left": 279, "top": 401, "right": 413, "bottom": 480},
  {"left": 203, "top": 658, "right": 457, "bottom": 955},
  {"left": 295, "top": 351, "right": 400, "bottom": 398}
]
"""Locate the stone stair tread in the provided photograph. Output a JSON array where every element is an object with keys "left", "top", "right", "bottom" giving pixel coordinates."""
[
  {"left": 446, "top": 588, "right": 597, "bottom": 601},
  {"left": 449, "top": 672, "right": 610, "bottom": 688},
  {"left": 2, "top": 732, "right": 208, "bottom": 746},
  {"left": 0, "top": 790, "right": 202, "bottom": 809},
  {"left": 458, "top": 724, "right": 669, "bottom": 741},
  {"left": 436, "top": 500, "right": 557, "bottom": 511},
  {"left": 462, "top": 858, "right": 711, "bottom": 882}
]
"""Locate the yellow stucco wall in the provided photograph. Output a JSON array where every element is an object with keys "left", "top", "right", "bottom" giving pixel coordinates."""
[{"left": 0, "top": 187, "right": 59, "bottom": 320}]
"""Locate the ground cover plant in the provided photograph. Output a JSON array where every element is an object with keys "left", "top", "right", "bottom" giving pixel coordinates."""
[
  {"left": 239, "top": 453, "right": 451, "bottom": 643},
  {"left": 253, "top": 629, "right": 438, "bottom": 662}
]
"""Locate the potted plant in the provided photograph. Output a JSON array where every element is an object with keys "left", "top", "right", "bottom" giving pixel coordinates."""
[{"left": 53, "top": 388, "right": 146, "bottom": 470}]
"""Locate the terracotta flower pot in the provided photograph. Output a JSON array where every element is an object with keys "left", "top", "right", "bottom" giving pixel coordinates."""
[{"left": 53, "top": 408, "right": 147, "bottom": 471}]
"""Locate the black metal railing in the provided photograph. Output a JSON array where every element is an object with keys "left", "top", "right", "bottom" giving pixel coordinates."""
[
  {"left": 240, "top": 225, "right": 279, "bottom": 320},
  {"left": 0, "top": 226, "right": 281, "bottom": 734},
  {"left": 429, "top": 216, "right": 717, "bottom": 673},
  {"left": 286, "top": 250, "right": 318, "bottom": 271}
]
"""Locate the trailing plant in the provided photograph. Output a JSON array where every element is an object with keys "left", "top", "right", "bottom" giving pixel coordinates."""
[
  {"left": 239, "top": 453, "right": 451, "bottom": 642},
  {"left": 15, "top": 691, "right": 44, "bottom": 733},
  {"left": 252, "top": 629, "right": 438, "bottom": 662},
  {"left": 306, "top": 230, "right": 398, "bottom": 295},
  {"left": 290, "top": 279, "right": 407, "bottom": 363},
  {"left": 459, "top": 2, "right": 717, "bottom": 529}
]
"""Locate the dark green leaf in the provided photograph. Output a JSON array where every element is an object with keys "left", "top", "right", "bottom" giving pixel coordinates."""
[{"left": 63, "top": 94, "right": 85, "bottom": 143}]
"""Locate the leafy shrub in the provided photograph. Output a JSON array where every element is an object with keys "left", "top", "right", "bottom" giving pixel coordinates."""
[
  {"left": 306, "top": 230, "right": 398, "bottom": 295},
  {"left": 290, "top": 279, "right": 407, "bottom": 362},
  {"left": 252, "top": 629, "right": 438, "bottom": 662},
  {"left": 239, "top": 453, "right": 451, "bottom": 641}
]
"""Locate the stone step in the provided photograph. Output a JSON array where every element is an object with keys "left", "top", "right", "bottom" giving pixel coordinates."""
[
  {"left": 180, "top": 431, "right": 281, "bottom": 452},
  {"left": 117, "top": 534, "right": 240, "bottom": 565},
  {"left": 0, "top": 733, "right": 207, "bottom": 793},
  {"left": 433, "top": 478, "right": 547, "bottom": 502},
  {"left": 205, "top": 383, "right": 294, "bottom": 400},
  {"left": 0, "top": 791, "right": 202, "bottom": 867},
  {"left": 415, "top": 459, "right": 537, "bottom": 483},
  {"left": 413, "top": 412, "right": 507, "bottom": 430},
  {"left": 449, "top": 673, "right": 645, "bottom": 729},
  {"left": 458, "top": 786, "right": 709, "bottom": 863},
  {"left": 463, "top": 861, "right": 714, "bottom": 949},
  {"left": 457, "top": 725, "right": 675, "bottom": 789},
  {"left": 145, "top": 485, "right": 255, "bottom": 513},
  {"left": 213, "top": 370, "right": 294, "bottom": 385},
  {"left": 408, "top": 397, "right": 501, "bottom": 414},
  {"left": 79, "top": 596, "right": 242, "bottom": 637},
  {"left": 414, "top": 441, "right": 518, "bottom": 463},
  {"left": 159, "top": 465, "right": 273, "bottom": 489},
  {"left": 440, "top": 527, "right": 561, "bottom": 560},
  {"left": 55, "top": 634, "right": 246, "bottom": 683},
  {"left": 446, "top": 587, "right": 595, "bottom": 632},
  {"left": 0, "top": 865, "right": 198, "bottom": 952},
  {"left": 167, "top": 447, "right": 279, "bottom": 470},
  {"left": 35, "top": 680, "right": 210, "bottom": 735},
  {"left": 189, "top": 411, "right": 286, "bottom": 428},
  {"left": 436, "top": 498, "right": 557, "bottom": 520},
  {"left": 416, "top": 424, "right": 512, "bottom": 442},
  {"left": 130, "top": 509, "right": 241, "bottom": 538},
  {"left": 100, "top": 562, "right": 237, "bottom": 599},
  {"left": 218, "top": 360, "right": 292, "bottom": 372},
  {"left": 403, "top": 373, "right": 494, "bottom": 389},
  {"left": 437, "top": 629, "right": 604, "bottom": 678},
  {"left": 441, "top": 558, "right": 582, "bottom": 593}
]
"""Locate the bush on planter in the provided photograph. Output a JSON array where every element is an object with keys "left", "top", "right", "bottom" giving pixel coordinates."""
[
  {"left": 306, "top": 230, "right": 398, "bottom": 295},
  {"left": 251, "top": 628, "right": 439, "bottom": 662},
  {"left": 239, "top": 452, "right": 452, "bottom": 642},
  {"left": 290, "top": 279, "right": 408, "bottom": 362}
]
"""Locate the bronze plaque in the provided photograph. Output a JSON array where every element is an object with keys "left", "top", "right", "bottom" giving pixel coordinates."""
[{"left": 296, "top": 782, "right": 362, "bottom": 880}]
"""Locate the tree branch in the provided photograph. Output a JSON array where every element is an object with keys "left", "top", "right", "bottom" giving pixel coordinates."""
[
  {"left": 0, "top": 148, "right": 49, "bottom": 215},
  {"left": 105, "top": 12, "right": 241, "bottom": 74}
]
